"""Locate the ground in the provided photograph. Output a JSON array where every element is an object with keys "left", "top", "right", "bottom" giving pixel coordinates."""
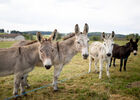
[{"left": 0, "top": 40, "right": 140, "bottom": 100}]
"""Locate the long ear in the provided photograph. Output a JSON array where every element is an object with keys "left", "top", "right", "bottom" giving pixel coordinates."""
[
  {"left": 110, "top": 31, "right": 115, "bottom": 39},
  {"left": 130, "top": 38, "right": 133, "bottom": 43},
  {"left": 36, "top": 32, "right": 43, "bottom": 42},
  {"left": 83, "top": 23, "right": 89, "bottom": 34},
  {"left": 49, "top": 29, "right": 58, "bottom": 41},
  {"left": 75, "top": 24, "right": 80, "bottom": 34},
  {"left": 101, "top": 32, "right": 106, "bottom": 40},
  {"left": 136, "top": 38, "right": 139, "bottom": 43}
]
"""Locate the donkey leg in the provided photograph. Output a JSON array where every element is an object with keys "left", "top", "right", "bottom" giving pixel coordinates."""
[
  {"left": 119, "top": 58, "right": 123, "bottom": 72},
  {"left": 109, "top": 57, "right": 112, "bottom": 67},
  {"left": 106, "top": 59, "right": 110, "bottom": 78},
  {"left": 113, "top": 58, "right": 116, "bottom": 67},
  {"left": 94, "top": 59, "right": 98, "bottom": 73},
  {"left": 23, "top": 74, "right": 30, "bottom": 88},
  {"left": 20, "top": 76, "right": 26, "bottom": 95},
  {"left": 88, "top": 56, "right": 92, "bottom": 73},
  {"left": 99, "top": 60, "right": 103, "bottom": 79},
  {"left": 13, "top": 74, "right": 23, "bottom": 96},
  {"left": 53, "top": 64, "right": 63, "bottom": 91},
  {"left": 124, "top": 58, "right": 128, "bottom": 71}
]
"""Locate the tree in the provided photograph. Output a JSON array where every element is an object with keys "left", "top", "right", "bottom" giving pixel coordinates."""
[{"left": 0, "top": 29, "right": 4, "bottom": 33}]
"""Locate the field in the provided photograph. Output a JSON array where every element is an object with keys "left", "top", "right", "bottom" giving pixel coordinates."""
[{"left": 0, "top": 40, "right": 140, "bottom": 100}]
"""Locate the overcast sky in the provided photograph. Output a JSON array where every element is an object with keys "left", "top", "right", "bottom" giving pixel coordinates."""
[{"left": 0, "top": 0, "right": 140, "bottom": 34}]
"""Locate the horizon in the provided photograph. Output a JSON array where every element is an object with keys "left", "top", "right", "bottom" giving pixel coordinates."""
[{"left": 0, "top": 0, "right": 140, "bottom": 35}]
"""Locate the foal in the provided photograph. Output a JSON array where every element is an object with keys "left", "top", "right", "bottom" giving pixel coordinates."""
[
  {"left": 88, "top": 31, "right": 115, "bottom": 79},
  {"left": 0, "top": 32, "right": 55, "bottom": 96},
  {"left": 109, "top": 39, "right": 139, "bottom": 72}
]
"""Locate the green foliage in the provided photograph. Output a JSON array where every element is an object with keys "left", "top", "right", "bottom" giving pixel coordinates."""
[
  {"left": 126, "top": 33, "right": 140, "bottom": 40},
  {"left": 22, "top": 33, "right": 34, "bottom": 40},
  {"left": 56, "top": 33, "right": 62, "bottom": 40},
  {"left": 89, "top": 36, "right": 100, "bottom": 41}
]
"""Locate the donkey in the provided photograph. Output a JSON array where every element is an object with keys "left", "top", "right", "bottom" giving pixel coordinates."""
[
  {"left": 52, "top": 23, "right": 89, "bottom": 91},
  {"left": 88, "top": 31, "right": 115, "bottom": 79},
  {"left": 12, "top": 29, "right": 58, "bottom": 88},
  {"left": 12, "top": 24, "right": 89, "bottom": 91},
  {"left": 109, "top": 39, "right": 139, "bottom": 72},
  {"left": 0, "top": 32, "right": 55, "bottom": 96}
]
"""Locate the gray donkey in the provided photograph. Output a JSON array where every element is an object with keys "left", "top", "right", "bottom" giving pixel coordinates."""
[
  {"left": 0, "top": 31, "right": 56, "bottom": 96},
  {"left": 14, "top": 24, "right": 89, "bottom": 91},
  {"left": 12, "top": 29, "right": 58, "bottom": 88}
]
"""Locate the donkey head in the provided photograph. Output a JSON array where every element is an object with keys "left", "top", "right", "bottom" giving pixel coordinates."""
[
  {"left": 102, "top": 31, "right": 115, "bottom": 57},
  {"left": 130, "top": 38, "right": 139, "bottom": 55},
  {"left": 74, "top": 23, "right": 89, "bottom": 59},
  {"left": 37, "top": 29, "right": 57, "bottom": 69}
]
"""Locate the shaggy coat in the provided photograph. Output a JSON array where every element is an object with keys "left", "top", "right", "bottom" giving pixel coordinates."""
[{"left": 88, "top": 31, "right": 115, "bottom": 79}]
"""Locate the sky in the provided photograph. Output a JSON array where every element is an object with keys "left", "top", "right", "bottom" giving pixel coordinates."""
[{"left": 0, "top": 0, "right": 140, "bottom": 34}]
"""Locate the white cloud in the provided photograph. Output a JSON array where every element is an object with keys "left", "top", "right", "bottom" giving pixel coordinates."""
[{"left": 0, "top": 0, "right": 139, "bottom": 34}]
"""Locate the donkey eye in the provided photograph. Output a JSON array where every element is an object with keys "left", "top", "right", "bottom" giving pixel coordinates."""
[
  {"left": 52, "top": 49, "right": 54, "bottom": 52},
  {"left": 40, "top": 50, "right": 43, "bottom": 53},
  {"left": 77, "top": 41, "right": 80, "bottom": 44}
]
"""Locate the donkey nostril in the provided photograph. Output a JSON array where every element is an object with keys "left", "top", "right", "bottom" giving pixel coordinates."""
[
  {"left": 134, "top": 53, "right": 137, "bottom": 56},
  {"left": 83, "top": 54, "right": 89, "bottom": 59},
  {"left": 107, "top": 53, "right": 111, "bottom": 57},
  {"left": 45, "top": 65, "right": 52, "bottom": 69}
]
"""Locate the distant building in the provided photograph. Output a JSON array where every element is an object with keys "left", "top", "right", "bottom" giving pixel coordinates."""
[{"left": 0, "top": 34, "right": 25, "bottom": 41}]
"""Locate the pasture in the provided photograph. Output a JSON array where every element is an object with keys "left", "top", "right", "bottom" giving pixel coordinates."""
[{"left": 0, "top": 40, "right": 140, "bottom": 100}]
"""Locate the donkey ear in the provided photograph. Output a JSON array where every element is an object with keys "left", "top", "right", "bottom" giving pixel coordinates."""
[
  {"left": 75, "top": 24, "right": 80, "bottom": 34},
  {"left": 101, "top": 32, "right": 106, "bottom": 39},
  {"left": 111, "top": 31, "right": 115, "bottom": 39},
  {"left": 136, "top": 38, "right": 139, "bottom": 43},
  {"left": 36, "top": 32, "right": 43, "bottom": 42},
  {"left": 49, "top": 29, "right": 58, "bottom": 41},
  {"left": 130, "top": 38, "right": 133, "bottom": 43},
  {"left": 83, "top": 23, "right": 89, "bottom": 34}
]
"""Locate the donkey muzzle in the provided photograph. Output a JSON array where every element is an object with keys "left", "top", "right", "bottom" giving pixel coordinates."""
[
  {"left": 133, "top": 51, "right": 137, "bottom": 56},
  {"left": 45, "top": 65, "right": 52, "bottom": 69},
  {"left": 83, "top": 54, "right": 89, "bottom": 59},
  {"left": 134, "top": 53, "right": 137, "bottom": 56},
  {"left": 107, "top": 53, "right": 111, "bottom": 57}
]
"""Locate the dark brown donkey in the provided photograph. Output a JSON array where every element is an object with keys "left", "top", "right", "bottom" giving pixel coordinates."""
[{"left": 109, "top": 39, "right": 139, "bottom": 72}]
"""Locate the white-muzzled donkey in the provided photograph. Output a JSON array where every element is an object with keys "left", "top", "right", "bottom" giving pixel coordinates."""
[
  {"left": 0, "top": 32, "right": 56, "bottom": 96},
  {"left": 51, "top": 23, "right": 89, "bottom": 91},
  {"left": 12, "top": 29, "right": 58, "bottom": 88},
  {"left": 88, "top": 31, "right": 115, "bottom": 79}
]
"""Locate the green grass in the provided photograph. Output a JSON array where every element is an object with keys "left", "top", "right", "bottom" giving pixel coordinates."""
[{"left": 0, "top": 40, "right": 140, "bottom": 100}]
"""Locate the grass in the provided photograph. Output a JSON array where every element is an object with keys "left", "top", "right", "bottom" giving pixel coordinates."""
[{"left": 0, "top": 40, "right": 140, "bottom": 100}]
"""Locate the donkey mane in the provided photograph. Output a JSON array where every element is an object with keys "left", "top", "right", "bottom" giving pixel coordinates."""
[
  {"left": 24, "top": 40, "right": 38, "bottom": 45},
  {"left": 62, "top": 33, "right": 75, "bottom": 40}
]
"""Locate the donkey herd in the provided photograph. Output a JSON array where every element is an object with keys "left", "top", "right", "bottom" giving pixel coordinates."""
[{"left": 0, "top": 23, "right": 139, "bottom": 97}]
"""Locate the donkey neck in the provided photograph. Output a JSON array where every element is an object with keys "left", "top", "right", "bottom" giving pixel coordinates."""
[
  {"left": 21, "top": 42, "right": 40, "bottom": 66},
  {"left": 58, "top": 36, "right": 78, "bottom": 64}
]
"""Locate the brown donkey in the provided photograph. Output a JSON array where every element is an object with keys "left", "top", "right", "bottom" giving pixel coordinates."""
[
  {"left": 0, "top": 32, "right": 56, "bottom": 96},
  {"left": 14, "top": 24, "right": 89, "bottom": 91}
]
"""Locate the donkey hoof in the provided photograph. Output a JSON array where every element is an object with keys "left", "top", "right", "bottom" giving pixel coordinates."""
[
  {"left": 95, "top": 71, "right": 99, "bottom": 74},
  {"left": 53, "top": 87, "right": 58, "bottom": 92},
  {"left": 21, "top": 92, "right": 27, "bottom": 96},
  {"left": 53, "top": 89, "right": 58, "bottom": 92},
  {"left": 26, "top": 85, "right": 30, "bottom": 89},
  {"left": 13, "top": 92, "right": 18, "bottom": 97}
]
